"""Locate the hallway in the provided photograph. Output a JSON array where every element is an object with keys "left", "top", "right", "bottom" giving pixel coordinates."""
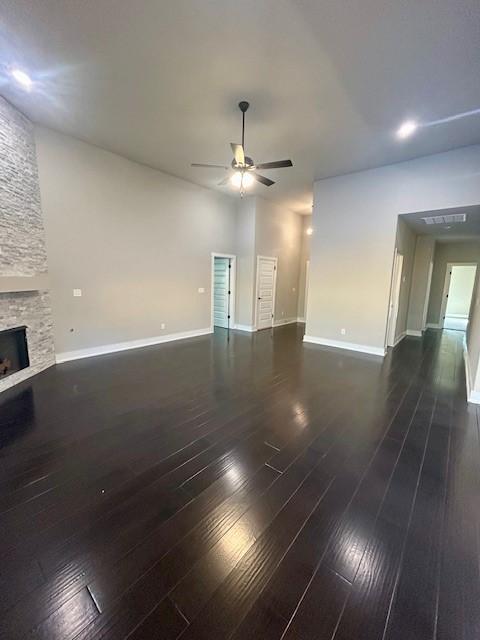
[{"left": 0, "top": 326, "right": 478, "bottom": 639}]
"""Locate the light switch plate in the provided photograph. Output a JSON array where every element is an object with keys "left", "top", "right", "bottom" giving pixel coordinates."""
[
  {"left": 73, "top": 289, "right": 82, "bottom": 297},
  {"left": 198, "top": 287, "right": 205, "bottom": 294}
]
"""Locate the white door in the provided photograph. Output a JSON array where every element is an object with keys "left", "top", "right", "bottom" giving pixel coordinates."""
[
  {"left": 213, "top": 257, "right": 230, "bottom": 328},
  {"left": 387, "top": 251, "right": 404, "bottom": 347},
  {"left": 256, "top": 256, "right": 277, "bottom": 330}
]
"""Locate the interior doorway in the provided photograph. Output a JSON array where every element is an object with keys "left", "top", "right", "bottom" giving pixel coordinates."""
[
  {"left": 211, "top": 253, "right": 236, "bottom": 330},
  {"left": 386, "top": 249, "right": 404, "bottom": 347},
  {"left": 441, "top": 263, "right": 477, "bottom": 331},
  {"left": 255, "top": 255, "right": 278, "bottom": 330}
]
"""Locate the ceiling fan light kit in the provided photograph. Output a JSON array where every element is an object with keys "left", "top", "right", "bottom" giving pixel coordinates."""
[{"left": 191, "top": 101, "right": 293, "bottom": 196}]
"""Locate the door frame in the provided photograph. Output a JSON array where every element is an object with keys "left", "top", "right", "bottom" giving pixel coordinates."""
[
  {"left": 439, "top": 262, "right": 477, "bottom": 328},
  {"left": 421, "top": 259, "right": 434, "bottom": 331},
  {"left": 304, "top": 259, "right": 310, "bottom": 322},
  {"left": 386, "top": 249, "right": 404, "bottom": 348},
  {"left": 210, "top": 252, "right": 236, "bottom": 331},
  {"left": 254, "top": 255, "right": 278, "bottom": 330}
]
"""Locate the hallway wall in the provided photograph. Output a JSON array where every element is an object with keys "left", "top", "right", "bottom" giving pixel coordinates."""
[
  {"left": 406, "top": 236, "right": 435, "bottom": 334},
  {"left": 306, "top": 145, "right": 480, "bottom": 355},
  {"left": 297, "top": 216, "right": 312, "bottom": 321},
  {"left": 394, "top": 217, "right": 416, "bottom": 341}
]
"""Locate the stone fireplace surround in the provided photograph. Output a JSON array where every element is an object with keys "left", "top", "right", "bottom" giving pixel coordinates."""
[{"left": 0, "top": 96, "right": 55, "bottom": 393}]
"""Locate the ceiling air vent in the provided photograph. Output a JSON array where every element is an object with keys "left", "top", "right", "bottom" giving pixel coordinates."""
[{"left": 422, "top": 213, "right": 466, "bottom": 225}]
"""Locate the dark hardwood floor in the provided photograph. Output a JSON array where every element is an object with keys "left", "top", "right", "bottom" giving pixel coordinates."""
[{"left": 0, "top": 324, "right": 479, "bottom": 639}]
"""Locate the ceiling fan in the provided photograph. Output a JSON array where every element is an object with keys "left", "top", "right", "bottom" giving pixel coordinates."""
[{"left": 191, "top": 101, "right": 293, "bottom": 195}]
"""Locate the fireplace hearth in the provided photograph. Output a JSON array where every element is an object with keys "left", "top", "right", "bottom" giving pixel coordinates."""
[{"left": 0, "top": 327, "right": 29, "bottom": 379}]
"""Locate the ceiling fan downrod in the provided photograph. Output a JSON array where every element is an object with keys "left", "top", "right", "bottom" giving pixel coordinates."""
[{"left": 239, "top": 101, "right": 249, "bottom": 153}]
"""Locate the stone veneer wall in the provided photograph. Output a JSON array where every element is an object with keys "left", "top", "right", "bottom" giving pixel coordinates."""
[{"left": 0, "top": 96, "right": 55, "bottom": 392}]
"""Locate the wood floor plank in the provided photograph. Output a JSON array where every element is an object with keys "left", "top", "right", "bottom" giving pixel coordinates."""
[
  {"left": 176, "top": 467, "right": 333, "bottom": 640},
  {"left": 435, "top": 402, "right": 480, "bottom": 640},
  {"left": 333, "top": 393, "right": 451, "bottom": 640},
  {"left": 0, "top": 325, "right": 476, "bottom": 640},
  {"left": 281, "top": 566, "right": 350, "bottom": 640}
]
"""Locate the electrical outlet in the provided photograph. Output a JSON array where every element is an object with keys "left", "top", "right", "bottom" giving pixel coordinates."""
[
  {"left": 341, "top": 328, "right": 346, "bottom": 335},
  {"left": 198, "top": 287, "right": 205, "bottom": 294},
  {"left": 73, "top": 289, "right": 82, "bottom": 297},
  {"left": 161, "top": 323, "right": 165, "bottom": 330}
]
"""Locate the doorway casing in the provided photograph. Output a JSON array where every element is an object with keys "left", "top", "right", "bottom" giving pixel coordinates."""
[
  {"left": 210, "top": 252, "right": 236, "bottom": 331},
  {"left": 386, "top": 249, "right": 404, "bottom": 348},
  {"left": 439, "top": 262, "right": 477, "bottom": 329}
]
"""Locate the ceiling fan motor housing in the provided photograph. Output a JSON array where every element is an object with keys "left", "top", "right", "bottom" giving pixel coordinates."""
[{"left": 231, "top": 156, "right": 254, "bottom": 169}]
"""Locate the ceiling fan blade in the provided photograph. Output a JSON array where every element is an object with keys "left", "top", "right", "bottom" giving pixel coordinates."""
[
  {"left": 253, "top": 173, "right": 275, "bottom": 187},
  {"left": 255, "top": 159, "right": 293, "bottom": 170},
  {"left": 191, "top": 163, "right": 229, "bottom": 169},
  {"left": 230, "top": 143, "right": 245, "bottom": 166}
]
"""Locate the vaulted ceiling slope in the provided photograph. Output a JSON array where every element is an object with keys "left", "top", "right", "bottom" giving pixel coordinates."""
[{"left": 1, "top": 0, "right": 480, "bottom": 214}]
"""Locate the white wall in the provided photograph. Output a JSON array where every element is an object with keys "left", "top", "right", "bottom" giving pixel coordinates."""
[
  {"left": 394, "top": 217, "right": 416, "bottom": 340},
  {"left": 466, "top": 269, "right": 480, "bottom": 400},
  {"left": 36, "top": 127, "right": 237, "bottom": 356},
  {"left": 234, "top": 197, "right": 256, "bottom": 329},
  {"left": 306, "top": 145, "right": 480, "bottom": 353},
  {"left": 406, "top": 236, "right": 435, "bottom": 334},
  {"left": 254, "top": 198, "right": 302, "bottom": 325},
  {"left": 297, "top": 216, "right": 312, "bottom": 321}
]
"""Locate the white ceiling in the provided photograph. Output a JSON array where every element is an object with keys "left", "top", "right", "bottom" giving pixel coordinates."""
[{"left": 1, "top": 0, "right": 480, "bottom": 214}]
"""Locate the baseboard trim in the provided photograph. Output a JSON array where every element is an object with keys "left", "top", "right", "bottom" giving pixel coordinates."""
[
  {"left": 464, "top": 344, "right": 472, "bottom": 402},
  {"left": 426, "top": 323, "right": 441, "bottom": 329},
  {"left": 55, "top": 328, "right": 213, "bottom": 364},
  {"left": 303, "top": 335, "right": 386, "bottom": 357},
  {"left": 392, "top": 331, "right": 406, "bottom": 347},
  {"left": 468, "top": 389, "right": 480, "bottom": 404},
  {"left": 296, "top": 317, "right": 306, "bottom": 323},
  {"left": 233, "top": 324, "right": 256, "bottom": 333},
  {"left": 406, "top": 330, "right": 423, "bottom": 337},
  {"left": 273, "top": 318, "right": 297, "bottom": 328}
]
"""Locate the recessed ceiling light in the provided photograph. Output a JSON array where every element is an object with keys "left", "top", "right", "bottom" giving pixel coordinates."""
[
  {"left": 306, "top": 227, "right": 313, "bottom": 236},
  {"left": 396, "top": 120, "right": 418, "bottom": 140},
  {"left": 11, "top": 68, "right": 33, "bottom": 90}
]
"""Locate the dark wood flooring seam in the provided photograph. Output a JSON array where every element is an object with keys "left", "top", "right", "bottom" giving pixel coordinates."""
[
  {"left": 380, "top": 396, "right": 439, "bottom": 640},
  {"left": 282, "top": 375, "right": 434, "bottom": 639},
  {"left": 432, "top": 411, "right": 452, "bottom": 640}
]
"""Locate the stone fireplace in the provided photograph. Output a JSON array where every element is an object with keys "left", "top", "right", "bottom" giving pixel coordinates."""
[{"left": 0, "top": 96, "right": 55, "bottom": 393}]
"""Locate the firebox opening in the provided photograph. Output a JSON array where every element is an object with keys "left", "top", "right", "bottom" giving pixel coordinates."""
[{"left": 0, "top": 326, "right": 29, "bottom": 379}]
